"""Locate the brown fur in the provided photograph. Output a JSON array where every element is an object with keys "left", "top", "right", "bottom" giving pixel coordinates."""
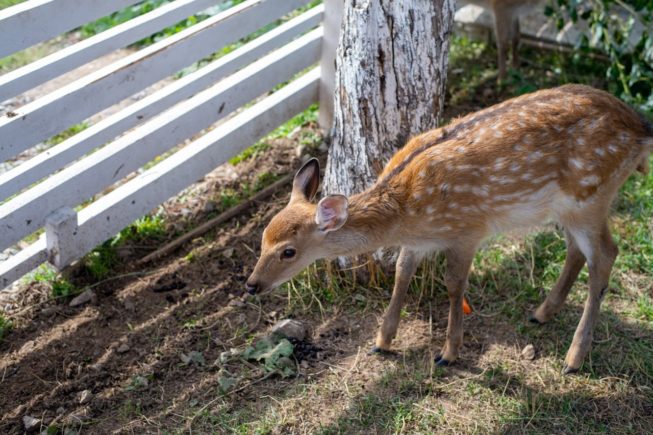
[{"left": 248, "top": 85, "right": 653, "bottom": 373}]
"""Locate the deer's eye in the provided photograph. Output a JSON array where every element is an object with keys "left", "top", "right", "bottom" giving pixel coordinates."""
[{"left": 281, "top": 248, "right": 296, "bottom": 260}]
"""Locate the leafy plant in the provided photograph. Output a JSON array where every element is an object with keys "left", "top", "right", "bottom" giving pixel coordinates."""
[
  {"left": 549, "top": 0, "right": 653, "bottom": 113},
  {"left": 0, "top": 315, "right": 12, "bottom": 343},
  {"left": 242, "top": 336, "right": 296, "bottom": 377}
]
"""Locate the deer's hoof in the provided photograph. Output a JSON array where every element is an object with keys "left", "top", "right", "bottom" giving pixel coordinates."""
[
  {"left": 561, "top": 364, "right": 579, "bottom": 376},
  {"left": 435, "top": 355, "right": 450, "bottom": 367},
  {"left": 528, "top": 314, "right": 543, "bottom": 325},
  {"left": 368, "top": 346, "right": 396, "bottom": 356}
]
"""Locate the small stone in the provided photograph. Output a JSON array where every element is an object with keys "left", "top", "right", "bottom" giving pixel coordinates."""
[
  {"left": 78, "top": 390, "right": 92, "bottom": 405},
  {"left": 203, "top": 201, "right": 216, "bottom": 213},
  {"left": 521, "top": 344, "right": 536, "bottom": 360},
  {"left": 123, "top": 299, "right": 135, "bottom": 312},
  {"left": 69, "top": 407, "right": 91, "bottom": 422},
  {"left": 56, "top": 407, "right": 65, "bottom": 415},
  {"left": 271, "top": 319, "right": 307, "bottom": 341},
  {"left": 20, "top": 340, "right": 36, "bottom": 353},
  {"left": 69, "top": 289, "right": 96, "bottom": 307},
  {"left": 117, "top": 343, "right": 130, "bottom": 354},
  {"left": 23, "top": 415, "right": 40, "bottom": 432},
  {"left": 228, "top": 299, "right": 245, "bottom": 308}
]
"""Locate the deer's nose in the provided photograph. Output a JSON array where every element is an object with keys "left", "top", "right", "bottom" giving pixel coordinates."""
[{"left": 245, "top": 281, "right": 259, "bottom": 294}]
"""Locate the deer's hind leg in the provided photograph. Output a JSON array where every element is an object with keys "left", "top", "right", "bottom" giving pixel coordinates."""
[
  {"left": 372, "top": 248, "right": 419, "bottom": 353},
  {"left": 563, "top": 222, "right": 618, "bottom": 374},
  {"left": 531, "top": 228, "right": 586, "bottom": 324}
]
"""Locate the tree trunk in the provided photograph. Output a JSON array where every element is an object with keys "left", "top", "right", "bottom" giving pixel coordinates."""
[{"left": 323, "top": 0, "right": 456, "bottom": 197}]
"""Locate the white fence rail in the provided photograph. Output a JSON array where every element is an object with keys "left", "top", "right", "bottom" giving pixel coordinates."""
[{"left": 0, "top": 0, "right": 340, "bottom": 288}]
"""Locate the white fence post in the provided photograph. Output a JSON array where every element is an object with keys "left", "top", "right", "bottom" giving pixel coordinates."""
[
  {"left": 45, "top": 207, "right": 78, "bottom": 269},
  {"left": 318, "top": 0, "right": 343, "bottom": 134}
]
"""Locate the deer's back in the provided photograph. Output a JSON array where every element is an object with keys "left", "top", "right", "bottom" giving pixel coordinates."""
[{"left": 378, "top": 85, "right": 652, "bottom": 238}]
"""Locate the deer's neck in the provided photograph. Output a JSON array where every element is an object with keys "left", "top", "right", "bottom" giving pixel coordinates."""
[{"left": 323, "top": 185, "right": 401, "bottom": 257}]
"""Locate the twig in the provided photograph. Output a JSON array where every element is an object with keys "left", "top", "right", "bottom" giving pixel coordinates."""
[{"left": 140, "top": 172, "right": 294, "bottom": 264}]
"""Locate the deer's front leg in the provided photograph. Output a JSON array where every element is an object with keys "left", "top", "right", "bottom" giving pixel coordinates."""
[
  {"left": 436, "top": 247, "right": 475, "bottom": 366},
  {"left": 372, "top": 248, "right": 418, "bottom": 353}
]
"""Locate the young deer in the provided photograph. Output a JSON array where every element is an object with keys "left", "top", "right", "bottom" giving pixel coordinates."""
[
  {"left": 247, "top": 85, "right": 652, "bottom": 374},
  {"left": 463, "top": 0, "right": 544, "bottom": 79}
]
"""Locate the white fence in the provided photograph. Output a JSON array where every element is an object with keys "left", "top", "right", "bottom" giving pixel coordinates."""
[{"left": 0, "top": 0, "right": 342, "bottom": 288}]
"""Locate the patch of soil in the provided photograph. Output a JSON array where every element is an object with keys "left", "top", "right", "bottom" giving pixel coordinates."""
[{"left": 0, "top": 129, "right": 318, "bottom": 433}]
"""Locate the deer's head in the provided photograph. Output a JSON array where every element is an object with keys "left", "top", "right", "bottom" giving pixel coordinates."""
[{"left": 246, "top": 158, "right": 348, "bottom": 293}]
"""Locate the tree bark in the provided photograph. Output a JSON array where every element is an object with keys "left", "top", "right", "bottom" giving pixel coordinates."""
[{"left": 323, "top": 0, "right": 456, "bottom": 197}]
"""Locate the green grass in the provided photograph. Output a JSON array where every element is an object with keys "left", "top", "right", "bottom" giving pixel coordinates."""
[
  {"left": 0, "top": 0, "right": 23, "bottom": 9},
  {"left": 202, "top": 35, "right": 653, "bottom": 434},
  {"left": 26, "top": 264, "right": 79, "bottom": 299},
  {"left": 229, "top": 104, "right": 319, "bottom": 165},
  {"left": 0, "top": 315, "right": 12, "bottom": 344},
  {"left": 46, "top": 122, "right": 89, "bottom": 146}
]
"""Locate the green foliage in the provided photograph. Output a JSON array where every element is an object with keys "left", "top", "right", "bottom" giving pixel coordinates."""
[
  {"left": 229, "top": 104, "right": 318, "bottom": 165},
  {"left": 550, "top": 0, "right": 653, "bottom": 113},
  {"left": 26, "top": 264, "right": 79, "bottom": 299},
  {"left": 46, "top": 122, "right": 88, "bottom": 146},
  {"left": 0, "top": 0, "right": 23, "bottom": 10},
  {"left": 242, "top": 336, "right": 295, "bottom": 377},
  {"left": 51, "top": 278, "right": 78, "bottom": 298},
  {"left": 0, "top": 315, "right": 12, "bottom": 343},
  {"left": 83, "top": 215, "right": 165, "bottom": 280},
  {"left": 80, "top": 1, "right": 244, "bottom": 47}
]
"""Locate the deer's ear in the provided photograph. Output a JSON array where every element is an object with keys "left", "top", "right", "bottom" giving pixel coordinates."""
[
  {"left": 315, "top": 195, "right": 348, "bottom": 232},
  {"left": 291, "top": 158, "right": 320, "bottom": 202}
]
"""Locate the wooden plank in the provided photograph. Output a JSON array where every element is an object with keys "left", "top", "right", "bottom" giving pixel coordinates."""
[
  {"left": 318, "top": 0, "right": 343, "bottom": 133},
  {"left": 0, "top": 5, "right": 324, "bottom": 200},
  {"left": 0, "top": 30, "right": 322, "bottom": 252},
  {"left": 0, "top": 236, "right": 47, "bottom": 289},
  {"left": 0, "top": 0, "right": 142, "bottom": 58},
  {"left": 0, "top": 0, "right": 221, "bottom": 101},
  {"left": 72, "top": 68, "right": 320, "bottom": 265},
  {"left": 0, "top": 0, "right": 310, "bottom": 162}
]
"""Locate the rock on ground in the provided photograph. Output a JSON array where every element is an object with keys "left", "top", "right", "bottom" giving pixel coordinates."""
[{"left": 271, "top": 319, "right": 307, "bottom": 341}]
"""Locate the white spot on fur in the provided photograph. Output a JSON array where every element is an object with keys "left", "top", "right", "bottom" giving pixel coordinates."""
[
  {"left": 594, "top": 148, "right": 606, "bottom": 157},
  {"left": 527, "top": 151, "right": 543, "bottom": 162},
  {"left": 426, "top": 205, "right": 435, "bottom": 214},
  {"left": 456, "top": 146, "right": 465, "bottom": 153},
  {"left": 608, "top": 143, "right": 618, "bottom": 154},
  {"left": 532, "top": 173, "right": 556, "bottom": 183},
  {"left": 521, "top": 173, "right": 533, "bottom": 181},
  {"left": 472, "top": 185, "right": 490, "bottom": 197},
  {"left": 440, "top": 225, "right": 452, "bottom": 231},
  {"left": 448, "top": 202, "right": 459, "bottom": 209},
  {"left": 408, "top": 209, "right": 416, "bottom": 216},
  {"left": 510, "top": 163, "right": 521, "bottom": 172},
  {"left": 569, "top": 158, "right": 584, "bottom": 170},
  {"left": 418, "top": 169, "right": 426, "bottom": 178},
  {"left": 413, "top": 192, "right": 422, "bottom": 200},
  {"left": 579, "top": 174, "right": 600, "bottom": 187},
  {"left": 426, "top": 186, "right": 434, "bottom": 195},
  {"left": 493, "top": 157, "right": 507, "bottom": 170},
  {"left": 546, "top": 156, "right": 557, "bottom": 164},
  {"left": 577, "top": 137, "right": 585, "bottom": 146}
]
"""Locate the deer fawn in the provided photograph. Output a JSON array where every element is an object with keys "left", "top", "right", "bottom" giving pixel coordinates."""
[
  {"left": 463, "top": 0, "right": 544, "bottom": 79},
  {"left": 247, "top": 85, "right": 652, "bottom": 374}
]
